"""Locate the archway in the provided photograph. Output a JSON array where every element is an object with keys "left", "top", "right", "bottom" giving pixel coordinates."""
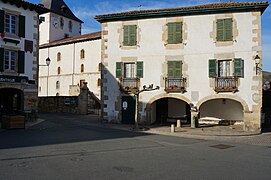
[
  {"left": 0, "top": 88, "right": 24, "bottom": 115},
  {"left": 149, "top": 97, "right": 191, "bottom": 125},
  {"left": 199, "top": 98, "right": 244, "bottom": 123}
]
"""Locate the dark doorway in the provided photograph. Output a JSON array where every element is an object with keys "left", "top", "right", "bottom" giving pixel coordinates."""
[
  {"left": 0, "top": 88, "right": 24, "bottom": 116},
  {"left": 121, "top": 96, "right": 135, "bottom": 124},
  {"left": 156, "top": 98, "right": 168, "bottom": 124}
]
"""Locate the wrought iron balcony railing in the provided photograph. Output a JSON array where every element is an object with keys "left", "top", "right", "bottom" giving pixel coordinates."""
[
  {"left": 120, "top": 78, "right": 140, "bottom": 93},
  {"left": 165, "top": 77, "right": 187, "bottom": 93},
  {"left": 215, "top": 77, "right": 238, "bottom": 92}
]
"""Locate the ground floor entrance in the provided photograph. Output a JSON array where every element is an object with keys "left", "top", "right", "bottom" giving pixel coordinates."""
[
  {"left": 121, "top": 96, "right": 136, "bottom": 124},
  {"left": 0, "top": 88, "right": 24, "bottom": 116},
  {"left": 150, "top": 97, "right": 191, "bottom": 125}
]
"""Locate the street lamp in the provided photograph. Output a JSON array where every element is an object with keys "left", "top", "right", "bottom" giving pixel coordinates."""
[
  {"left": 40, "top": 57, "right": 51, "bottom": 96},
  {"left": 255, "top": 54, "right": 261, "bottom": 75}
]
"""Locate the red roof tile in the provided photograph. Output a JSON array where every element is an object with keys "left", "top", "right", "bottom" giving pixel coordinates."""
[{"left": 39, "top": 32, "right": 101, "bottom": 48}]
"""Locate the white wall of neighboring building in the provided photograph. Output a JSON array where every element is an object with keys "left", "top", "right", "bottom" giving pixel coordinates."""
[
  {"left": 39, "top": 39, "right": 101, "bottom": 99},
  {"left": 103, "top": 11, "right": 262, "bottom": 124}
]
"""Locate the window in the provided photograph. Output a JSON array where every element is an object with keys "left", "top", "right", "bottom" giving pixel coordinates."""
[
  {"left": 60, "top": 17, "right": 64, "bottom": 29},
  {"left": 209, "top": 59, "right": 244, "bottom": 78},
  {"left": 167, "top": 22, "right": 183, "bottom": 44},
  {"left": 116, "top": 61, "right": 143, "bottom": 78},
  {"left": 57, "top": 67, "right": 61, "bottom": 74},
  {"left": 97, "top": 78, "right": 101, "bottom": 86},
  {"left": 123, "top": 25, "right": 137, "bottom": 46},
  {"left": 168, "top": 61, "right": 182, "bottom": 78},
  {"left": 0, "top": 49, "right": 24, "bottom": 73},
  {"left": 80, "top": 79, "right": 85, "bottom": 87},
  {"left": 81, "top": 64, "right": 84, "bottom": 73},
  {"left": 0, "top": 10, "right": 25, "bottom": 38},
  {"left": 57, "top": 52, "right": 61, "bottom": 61},
  {"left": 80, "top": 49, "right": 85, "bottom": 59},
  {"left": 69, "top": 21, "right": 73, "bottom": 32},
  {"left": 56, "top": 81, "right": 60, "bottom": 89},
  {"left": 216, "top": 18, "right": 233, "bottom": 41}
]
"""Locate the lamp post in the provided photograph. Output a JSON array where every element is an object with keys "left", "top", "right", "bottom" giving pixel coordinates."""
[
  {"left": 131, "top": 84, "right": 159, "bottom": 130},
  {"left": 255, "top": 54, "right": 261, "bottom": 75},
  {"left": 40, "top": 57, "right": 51, "bottom": 96}
]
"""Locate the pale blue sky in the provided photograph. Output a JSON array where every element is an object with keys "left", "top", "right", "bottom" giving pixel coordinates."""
[{"left": 29, "top": 0, "right": 270, "bottom": 71}]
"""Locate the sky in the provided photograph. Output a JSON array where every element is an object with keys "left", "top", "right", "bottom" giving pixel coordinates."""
[{"left": 29, "top": 0, "right": 270, "bottom": 71}]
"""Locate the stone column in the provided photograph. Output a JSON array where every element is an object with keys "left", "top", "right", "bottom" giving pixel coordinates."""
[
  {"left": 78, "top": 82, "right": 88, "bottom": 115},
  {"left": 191, "top": 108, "right": 199, "bottom": 128}
]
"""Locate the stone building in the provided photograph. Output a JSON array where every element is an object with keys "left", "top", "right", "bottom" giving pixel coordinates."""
[
  {"left": 0, "top": 0, "right": 48, "bottom": 116},
  {"left": 95, "top": 2, "right": 269, "bottom": 131}
]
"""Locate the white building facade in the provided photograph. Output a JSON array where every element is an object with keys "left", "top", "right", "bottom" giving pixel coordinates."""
[
  {"left": 0, "top": 0, "right": 48, "bottom": 115},
  {"left": 95, "top": 2, "right": 269, "bottom": 131}
]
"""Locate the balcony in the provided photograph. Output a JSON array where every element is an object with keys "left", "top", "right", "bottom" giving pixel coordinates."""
[
  {"left": 165, "top": 77, "right": 187, "bottom": 93},
  {"left": 215, "top": 77, "right": 238, "bottom": 92},
  {"left": 120, "top": 78, "right": 140, "bottom": 93}
]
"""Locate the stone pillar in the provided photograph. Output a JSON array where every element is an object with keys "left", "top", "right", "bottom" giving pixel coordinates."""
[
  {"left": 191, "top": 110, "right": 199, "bottom": 128},
  {"left": 78, "top": 82, "right": 88, "bottom": 115},
  {"left": 177, "top": 119, "right": 181, "bottom": 128}
]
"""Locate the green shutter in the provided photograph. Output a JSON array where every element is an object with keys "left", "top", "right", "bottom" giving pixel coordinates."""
[
  {"left": 0, "top": 48, "right": 4, "bottom": 72},
  {"left": 136, "top": 61, "right": 143, "bottom": 78},
  {"left": 234, "top": 58, "right": 244, "bottom": 78},
  {"left": 0, "top": 10, "right": 4, "bottom": 33},
  {"left": 174, "top": 61, "right": 181, "bottom": 78},
  {"left": 18, "top": 15, "right": 25, "bottom": 38},
  {"left": 168, "top": 61, "right": 175, "bottom": 78},
  {"left": 216, "top": 19, "right": 224, "bottom": 41},
  {"left": 224, "top": 18, "right": 233, "bottom": 41},
  {"left": 18, "top": 51, "right": 25, "bottom": 73},
  {"left": 175, "top": 22, "right": 183, "bottom": 44},
  {"left": 168, "top": 23, "right": 175, "bottom": 44},
  {"left": 129, "top": 25, "right": 137, "bottom": 46},
  {"left": 209, "top": 59, "right": 217, "bottom": 78},
  {"left": 116, "top": 62, "right": 122, "bottom": 78},
  {"left": 123, "top": 25, "right": 129, "bottom": 46}
]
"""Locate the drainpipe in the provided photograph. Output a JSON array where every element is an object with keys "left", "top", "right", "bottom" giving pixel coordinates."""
[{"left": 72, "top": 43, "right": 75, "bottom": 85}]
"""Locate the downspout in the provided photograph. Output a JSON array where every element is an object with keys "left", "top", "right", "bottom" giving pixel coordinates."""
[{"left": 72, "top": 43, "right": 75, "bottom": 85}]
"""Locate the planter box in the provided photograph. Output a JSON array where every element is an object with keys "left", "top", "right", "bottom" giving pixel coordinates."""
[{"left": 2, "top": 115, "right": 25, "bottom": 129}]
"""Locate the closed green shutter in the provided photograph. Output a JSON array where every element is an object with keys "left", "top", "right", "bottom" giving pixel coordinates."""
[
  {"left": 175, "top": 22, "right": 183, "bottom": 43},
  {"left": 123, "top": 25, "right": 129, "bottom": 46},
  {"left": 18, "top": 15, "right": 25, "bottom": 38},
  {"left": 216, "top": 19, "right": 224, "bottom": 41},
  {"left": 168, "top": 22, "right": 182, "bottom": 44},
  {"left": 0, "top": 48, "right": 4, "bottom": 72},
  {"left": 209, "top": 59, "right": 217, "bottom": 78},
  {"left": 217, "top": 19, "right": 232, "bottom": 41},
  {"left": 129, "top": 25, "right": 137, "bottom": 46},
  {"left": 168, "top": 61, "right": 181, "bottom": 78},
  {"left": 224, "top": 18, "right": 233, "bottom": 41},
  {"left": 168, "top": 23, "right": 174, "bottom": 44},
  {"left": 18, "top": 51, "right": 25, "bottom": 73},
  {"left": 136, "top": 61, "right": 143, "bottom": 78},
  {"left": 234, "top": 58, "right": 244, "bottom": 78},
  {"left": 116, "top": 62, "right": 122, "bottom": 78},
  {"left": 0, "top": 10, "right": 4, "bottom": 33}
]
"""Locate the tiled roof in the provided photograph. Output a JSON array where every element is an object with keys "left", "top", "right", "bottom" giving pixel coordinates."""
[
  {"left": 39, "top": 32, "right": 101, "bottom": 48},
  {"left": 0, "top": 0, "right": 50, "bottom": 14},
  {"left": 95, "top": 2, "right": 269, "bottom": 22}
]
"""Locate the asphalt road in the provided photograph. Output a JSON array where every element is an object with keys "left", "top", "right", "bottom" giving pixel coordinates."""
[{"left": 0, "top": 113, "right": 270, "bottom": 180}]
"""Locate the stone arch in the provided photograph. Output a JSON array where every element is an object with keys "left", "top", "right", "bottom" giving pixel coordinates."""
[{"left": 197, "top": 94, "right": 249, "bottom": 112}]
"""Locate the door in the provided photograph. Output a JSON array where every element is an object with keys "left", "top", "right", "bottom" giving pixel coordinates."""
[{"left": 121, "top": 96, "right": 136, "bottom": 124}]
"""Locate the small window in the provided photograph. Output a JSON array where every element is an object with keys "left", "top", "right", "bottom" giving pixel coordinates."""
[
  {"left": 56, "top": 81, "right": 60, "bottom": 89},
  {"left": 216, "top": 18, "right": 233, "bottom": 41},
  {"left": 56, "top": 93, "right": 59, "bottom": 96},
  {"left": 64, "top": 34, "right": 69, "bottom": 38},
  {"left": 167, "top": 22, "right": 183, "bottom": 44},
  {"left": 97, "top": 78, "right": 101, "bottom": 86},
  {"left": 57, "top": 52, "right": 61, "bottom": 61},
  {"left": 57, "top": 67, "right": 61, "bottom": 74},
  {"left": 98, "top": 63, "right": 102, "bottom": 71},
  {"left": 81, "top": 64, "right": 84, "bottom": 73},
  {"left": 80, "top": 79, "right": 85, "bottom": 87},
  {"left": 123, "top": 25, "right": 137, "bottom": 46},
  {"left": 5, "top": 13, "right": 17, "bottom": 34},
  {"left": 4, "top": 49, "right": 17, "bottom": 71},
  {"left": 80, "top": 49, "right": 85, "bottom": 59},
  {"left": 69, "top": 21, "right": 73, "bottom": 32},
  {"left": 60, "top": 17, "right": 64, "bottom": 29}
]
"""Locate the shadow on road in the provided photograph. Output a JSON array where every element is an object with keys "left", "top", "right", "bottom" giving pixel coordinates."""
[{"left": 0, "top": 113, "right": 151, "bottom": 150}]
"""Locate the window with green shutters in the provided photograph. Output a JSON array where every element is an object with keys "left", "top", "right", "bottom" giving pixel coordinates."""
[
  {"left": 123, "top": 25, "right": 137, "bottom": 46},
  {"left": 168, "top": 61, "right": 182, "bottom": 78},
  {"left": 216, "top": 18, "right": 233, "bottom": 41},
  {"left": 167, "top": 22, "right": 183, "bottom": 44},
  {"left": 136, "top": 61, "right": 143, "bottom": 78},
  {"left": 234, "top": 58, "right": 244, "bottom": 77},
  {"left": 209, "top": 59, "right": 217, "bottom": 78}
]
